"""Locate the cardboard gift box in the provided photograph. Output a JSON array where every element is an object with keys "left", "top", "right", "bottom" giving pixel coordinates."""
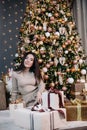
[
  {"left": 65, "top": 102, "right": 87, "bottom": 121},
  {"left": 42, "top": 90, "right": 64, "bottom": 110},
  {"left": 70, "top": 91, "right": 84, "bottom": 100},
  {"left": 0, "top": 81, "right": 7, "bottom": 110},
  {"left": 13, "top": 108, "right": 66, "bottom": 130},
  {"left": 70, "top": 83, "right": 85, "bottom": 100}
]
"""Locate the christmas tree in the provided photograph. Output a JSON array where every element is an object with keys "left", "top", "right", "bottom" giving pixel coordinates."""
[{"left": 14, "top": 0, "right": 87, "bottom": 98}]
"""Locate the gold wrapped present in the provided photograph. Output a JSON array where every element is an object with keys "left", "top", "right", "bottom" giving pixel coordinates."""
[
  {"left": 70, "top": 83, "right": 85, "bottom": 100},
  {"left": 71, "top": 83, "right": 85, "bottom": 92},
  {"left": 70, "top": 91, "right": 84, "bottom": 100},
  {"left": 65, "top": 99, "right": 87, "bottom": 121}
]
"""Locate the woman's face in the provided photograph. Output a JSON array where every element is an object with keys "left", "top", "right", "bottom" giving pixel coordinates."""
[{"left": 24, "top": 54, "right": 34, "bottom": 69}]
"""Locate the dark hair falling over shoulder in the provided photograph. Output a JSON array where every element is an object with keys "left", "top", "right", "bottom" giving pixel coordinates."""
[{"left": 14, "top": 51, "right": 42, "bottom": 84}]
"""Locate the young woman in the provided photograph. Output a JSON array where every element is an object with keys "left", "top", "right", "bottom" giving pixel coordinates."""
[{"left": 11, "top": 52, "right": 45, "bottom": 107}]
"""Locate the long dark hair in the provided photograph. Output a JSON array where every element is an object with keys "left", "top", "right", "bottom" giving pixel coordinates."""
[{"left": 15, "top": 51, "right": 42, "bottom": 84}]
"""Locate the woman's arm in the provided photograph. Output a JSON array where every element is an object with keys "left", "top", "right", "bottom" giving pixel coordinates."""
[{"left": 37, "top": 80, "right": 46, "bottom": 104}]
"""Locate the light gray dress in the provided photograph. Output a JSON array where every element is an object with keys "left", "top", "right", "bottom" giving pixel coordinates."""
[{"left": 11, "top": 71, "right": 45, "bottom": 107}]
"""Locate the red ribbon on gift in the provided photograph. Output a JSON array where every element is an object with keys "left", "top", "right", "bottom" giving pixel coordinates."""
[
  {"left": 48, "top": 88, "right": 64, "bottom": 108},
  {"left": 48, "top": 88, "right": 65, "bottom": 118}
]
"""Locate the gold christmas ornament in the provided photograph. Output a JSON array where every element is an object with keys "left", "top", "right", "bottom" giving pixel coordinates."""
[
  {"left": 71, "top": 68, "right": 76, "bottom": 72},
  {"left": 34, "top": 34, "right": 39, "bottom": 39},
  {"left": 40, "top": 36, "right": 46, "bottom": 41},
  {"left": 50, "top": 16, "right": 55, "bottom": 21},
  {"left": 67, "top": 13, "right": 71, "bottom": 16},
  {"left": 51, "top": 0, "right": 57, "bottom": 5},
  {"left": 55, "top": 81, "right": 58, "bottom": 85},
  {"left": 54, "top": 35, "right": 59, "bottom": 39},
  {"left": 50, "top": 82, "right": 55, "bottom": 87},
  {"left": 54, "top": 13, "right": 59, "bottom": 17},
  {"left": 50, "top": 61, "right": 54, "bottom": 66},
  {"left": 41, "top": 8, "right": 46, "bottom": 12},
  {"left": 50, "top": 53, "right": 54, "bottom": 58},
  {"left": 50, "top": 20, "right": 55, "bottom": 24},
  {"left": 48, "top": 27, "right": 52, "bottom": 32},
  {"left": 66, "top": 69, "right": 70, "bottom": 72},
  {"left": 62, "top": 44, "right": 66, "bottom": 48},
  {"left": 38, "top": 26, "right": 42, "bottom": 30},
  {"left": 57, "top": 72, "right": 61, "bottom": 75},
  {"left": 65, "top": 42, "right": 69, "bottom": 45},
  {"left": 46, "top": 63, "right": 50, "bottom": 68},
  {"left": 38, "top": 59, "right": 43, "bottom": 64},
  {"left": 44, "top": 74, "right": 49, "bottom": 80},
  {"left": 35, "top": 51, "right": 39, "bottom": 55}
]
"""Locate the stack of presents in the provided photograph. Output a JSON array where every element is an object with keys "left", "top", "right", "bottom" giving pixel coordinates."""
[{"left": 9, "top": 81, "right": 87, "bottom": 130}]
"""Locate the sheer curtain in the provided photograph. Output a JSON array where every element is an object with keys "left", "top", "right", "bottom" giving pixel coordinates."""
[{"left": 73, "top": 0, "right": 87, "bottom": 57}]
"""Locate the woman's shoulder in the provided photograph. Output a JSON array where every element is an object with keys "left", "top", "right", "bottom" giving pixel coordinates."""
[{"left": 12, "top": 70, "right": 21, "bottom": 78}]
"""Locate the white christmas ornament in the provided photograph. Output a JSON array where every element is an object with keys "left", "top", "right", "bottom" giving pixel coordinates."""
[
  {"left": 79, "top": 59, "right": 83, "bottom": 64},
  {"left": 45, "top": 32, "right": 50, "bottom": 37},
  {"left": 40, "top": 47, "right": 45, "bottom": 51},
  {"left": 59, "top": 57, "right": 66, "bottom": 65},
  {"left": 54, "top": 32, "right": 60, "bottom": 36},
  {"left": 65, "top": 50, "right": 68, "bottom": 54},
  {"left": 47, "top": 13, "right": 52, "bottom": 17},
  {"left": 81, "top": 69, "right": 86, "bottom": 75},
  {"left": 21, "top": 47, "right": 25, "bottom": 51},
  {"left": 43, "top": 67, "right": 48, "bottom": 73},
  {"left": 24, "top": 37, "right": 30, "bottom": 44},
  {"left": 15, "top": 53, "right": 19, "bottom": 57},
  {"left": 67, "top": 77, "right": 74, "bottom": 84}
]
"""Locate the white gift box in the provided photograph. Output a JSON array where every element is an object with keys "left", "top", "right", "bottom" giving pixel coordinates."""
[
  {"left": 13, "top": 108, "right": 50, "bottom": 130},
  {"left": 9, "top": 103, "right": 25, "bottom": 118},
  {"left": 42, "top": 91, "right": 64, "bottom": 110},
  {"left": 13, "top": 108, "right": 66, "bottom": 130},
  {"left": 50, "top": 108, "right": 66, "bottom": 129}
]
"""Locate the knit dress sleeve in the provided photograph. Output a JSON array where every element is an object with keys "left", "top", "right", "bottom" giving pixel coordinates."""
[{"left": 38, "top": 80, "right": 46, "bottom": 94}]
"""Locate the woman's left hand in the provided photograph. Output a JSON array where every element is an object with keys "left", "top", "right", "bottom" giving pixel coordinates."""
[{"left": 37, "top": 92, "right": 42, "bottom": 104}]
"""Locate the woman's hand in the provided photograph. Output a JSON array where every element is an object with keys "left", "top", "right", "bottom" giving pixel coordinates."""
[{"left": 37, "top": 92, "right": 42, "bottom": 104}]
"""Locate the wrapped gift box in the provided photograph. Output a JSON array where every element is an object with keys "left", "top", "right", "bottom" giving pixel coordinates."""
[
  {"left": 71, "top": 82, "right": 85, "bottom": 92},
  {"left": 13, "top": 108, "right": 66, "bottom": 130},
  {"left": 9, "top": 102, "right": 25, "bottom": 118},
  {"left": 65, "top": 102, "right": 87, "bottom": 121},
  {"left": 70, "top": 83, "right": 85, "bottom": 100},
  {"left": 70, "top": 91, "right": 84, "bottom": 100},
  {"left": 0, "top": 81, "right": 7, "bottom": 110},
  {"left": 42, "top": 90, "right": 64, "bottom": 110}
]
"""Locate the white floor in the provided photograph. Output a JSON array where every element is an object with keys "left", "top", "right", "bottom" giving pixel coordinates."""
[{"left": 0, "top": 110, "right": 87, "bottom": 130}]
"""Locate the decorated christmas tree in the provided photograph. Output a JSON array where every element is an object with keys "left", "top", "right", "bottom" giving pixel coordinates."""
[{"left": 14, "top": 0, "right": 87, "bottom": 98}]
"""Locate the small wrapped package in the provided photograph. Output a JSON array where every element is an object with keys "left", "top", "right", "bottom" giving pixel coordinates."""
[
  {"left": 65, "top": 101, "right": 87, "bottom": 121},
  {"left": 70, "top": 82, "right": 85, "bottom": 100},
  {"left": 13, "top": 108, "right": 66, "bottom": 130},
  {"left": 9, "top": 102, "right": 25, "bottom": 118},
  {"left": 42, "top": 90, "right": 64, "bottom": 110}
]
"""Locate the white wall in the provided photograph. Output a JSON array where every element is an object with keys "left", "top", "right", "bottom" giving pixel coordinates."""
[{"left": 73, "top": 0, "right": 87, "bottom": 57}]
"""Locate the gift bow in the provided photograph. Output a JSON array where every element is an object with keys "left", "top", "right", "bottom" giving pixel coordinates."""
[{"left": 31, "top": 102, "right": 65, "bottom": 118}]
